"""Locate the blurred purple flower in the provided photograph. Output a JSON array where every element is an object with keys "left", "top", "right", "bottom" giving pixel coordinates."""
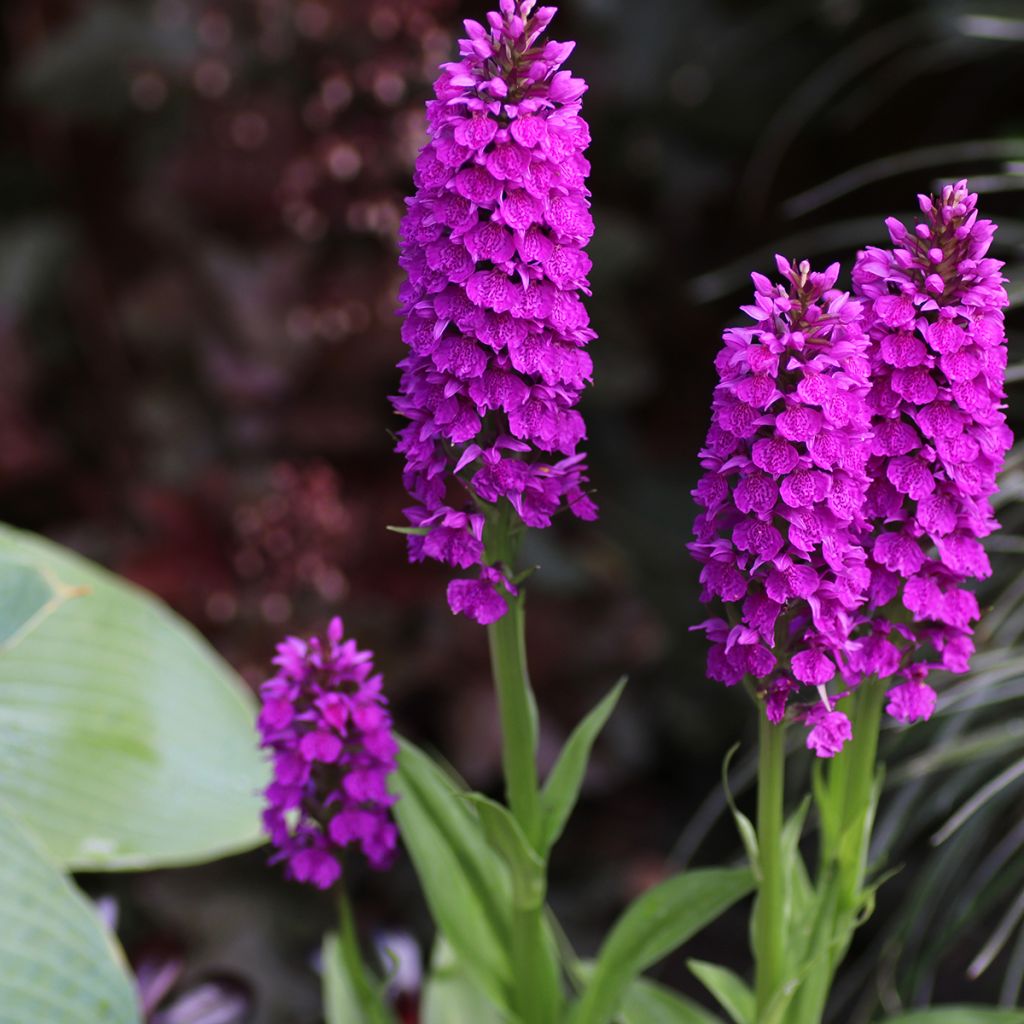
[{"left": 258, "top": 617, "right": 398, "bottom": 889}]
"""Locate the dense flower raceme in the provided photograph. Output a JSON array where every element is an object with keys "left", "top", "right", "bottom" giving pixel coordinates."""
[
  {"left": 690, "top": 258, "right": 874, "bottom": 756},
  {"left": 851, "top": 181, "right": 1011, "bottom": 726},
  {"left": 258, "top": 618, "right": 399, "bottom": 889},
  {"left": 691, "top": 183, "right": 1011, "bottom": 756},
  {"left": 393, "top": 0, "right": 597, "bottom": 624}
]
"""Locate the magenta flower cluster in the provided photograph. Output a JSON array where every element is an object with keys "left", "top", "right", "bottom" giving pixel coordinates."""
[
  {"left": 852, "top": 182, "right": 1012, "bottom": 727},
  {"left": 258, "top": 617, "right": 398, "bottom": 889},
  {"left": 690, "top": 258, "right": 875, "bottom": 753},
  {"left": 691, "top": 182, "right": 1011, "bottom": 756},
  {"left": 393, "top": 0, "right": 597, "bottom": 625}
]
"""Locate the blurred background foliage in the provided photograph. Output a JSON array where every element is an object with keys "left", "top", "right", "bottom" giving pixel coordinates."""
[{"left": 1, "top": 0, "right": 1022, "bottom": 1020}]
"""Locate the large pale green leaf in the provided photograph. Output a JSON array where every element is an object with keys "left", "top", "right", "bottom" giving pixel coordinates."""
[
  {"left": 539, "top": 677, "right": 626, "bottom": 853},
  {"left": 879, "top": 1010, "right": 1024, "bottom": 1024},
  {"left": 421, "top": 940, "right": 506, "bottom": 1024},
  {"left": 0, "top": 557, "right": 81, "bottom": 650},
  {"left": 392, "top": 739, "right": 514, "bottom": 1014},
  {"left": 620, "top": 976, "right": 725, "bottom": 1024},
  {"left": 0, "top": 524, "right": 267, "bottom": 869},
  {"left": 0, "top": 803, "right": 140, "bottom": 1023},
  {"left": 568, "top": 867, "right": 755, "bottom": 1024}
]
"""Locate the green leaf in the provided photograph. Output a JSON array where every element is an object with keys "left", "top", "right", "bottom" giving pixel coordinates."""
[
  {"left": 0, "top": 557, "right": 81, "bottom": 650},
  {"left": 421, "top": 940, "right": 506, "bottom": 1024},
  {"left": 0, "top": 524, "right": 267, "bottom": 869},
  {"left": 465, "top": 793, "right": 545, "bottom": 909},
  {"left": 539, "top": 677, "right": 626, "bottom": 852},
  {"left": 878, "top": 1009, "right": 1024, "bottom": 1024},
  {"left": 392, "top": 739, "right": 514, "bottom": 1014},
  {"left": 620, "top": 976, "right": 725, "bottom": 1024},
  {"left": 722, "top": 744, "right": 759, "bottom": 877},
  {"left": 0, "top": 803, "right": 140, "bottom": 1023},
  {"left": 568, "top": 867, "right": 755, "bottom": 1024},
  {"left": 781, "top": 797, "right": 814, "bottom": 969},
  {"left": 687, "top": 960, "right": 754, "bottom": 1024},
  {"left": 322, "top": 932, "right": 371, "bottom": 1024}
]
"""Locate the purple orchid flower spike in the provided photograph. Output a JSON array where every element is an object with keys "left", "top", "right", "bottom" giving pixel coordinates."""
[
  {"left": 258, "top": 617, "right": 399, "bottom": 888},
  {"left": 393, "top": 1, "right": 597, "bottom": 623},
  {"left": 690, "top": 257, "right": 874, "bottom": 756},
  {"left": 851, "top": 179, "right": 1012, "bottom": 723}
]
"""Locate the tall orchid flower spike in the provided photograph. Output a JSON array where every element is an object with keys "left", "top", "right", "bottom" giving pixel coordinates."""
[
  {"left": 852, "top": 180, "right": 1012, "bottom": 723},
  {"left": 690, "top": 257, "right": 873, "bottom": 756},
  {"left": 393, "top": 0, "right": 597, "bottom": 623},
  {"left": 258, "top": 617, "right": 399, "bottom": 889}
]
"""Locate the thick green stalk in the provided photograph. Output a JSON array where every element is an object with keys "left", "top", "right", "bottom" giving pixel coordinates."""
[
  {"left": 485, "top": 511, "right": 542, "bottom": 847},
  {"left": 485, "top": 507, "right": 559, "bottom": 1024},
  {"left": 791, "top": 680, "right": 886, "bottom": 1024},
  {"left": 754, "top": 713, "right": 787, "bottom": 1019},
  {"left": 336, "top": 890, "right": 392, "bottom": 1024},
  {"left": 832, "top": 680, "right": 885, "bottom": 953}
]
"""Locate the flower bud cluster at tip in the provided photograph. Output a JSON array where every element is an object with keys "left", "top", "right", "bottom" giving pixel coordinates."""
[
  {"left": 691, "top": 182, "right": 1012, "bottom": 756},
  {"left": 393, "top": 0, "right": 596, "bottom": 626},
  {"left": 258, "top": 617, "right": 398, "bottom": 889}
]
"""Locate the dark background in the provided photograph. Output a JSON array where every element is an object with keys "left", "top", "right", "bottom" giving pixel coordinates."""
[{"left": 2, "top": 0, "right": 1023, "bottom": 1021}]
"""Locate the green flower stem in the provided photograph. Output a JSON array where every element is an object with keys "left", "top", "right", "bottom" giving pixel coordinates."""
[
  {"left": 336, "top": 890, "right": 393, "bottom": 1024},
  {"left": 792, "top": 679, "right": 886, "bottom": 1024},
  {"left": 485, "top": 506, "right": 560, "bottom": 1024},
  {"left": 485, "top": 509, "right": 542, "bottom": 848},
  {"left": 754, "top": 712, "right": 787, "bottom": 1020},
  {"left": 831, "top": 678, "right": 885, "bottom": 952}
]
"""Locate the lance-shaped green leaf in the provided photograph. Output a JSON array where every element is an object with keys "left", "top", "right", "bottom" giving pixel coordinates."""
[
  {"left": 722, "top": 744, "right": 759, "bottom": 877},
  {"left": 621, "top": 976, "right": 726, "bottom": 1024},
  {"left": 0, "top": 523, "right": 267, "bottom": 869},
  {"left": 567, "top": 867, "right": 755, "bottom": 1024},
  {"left": 878, "top": 1010, "right": 1024, "bottom": 1024},
  {"left": 392, "top": 739, "right": 514, "bottom": 1014},
  {"left": 465, "top": 793, "right": 545, "bottom": 909},
  {"left": 539, "top": 677, "right": 626, "bottom": 853},
  {"left": 421, "top": 940, "right": 505, "bottom": 1024},
  {"left": 687, "top": 960, "right": 754, "bottom": 1024},
  {"left": 0, "top": 803, "right": 140, "bottom": 1023},
  {"left": 322, "top": 932, "right": 371, "bottom": 1024}
]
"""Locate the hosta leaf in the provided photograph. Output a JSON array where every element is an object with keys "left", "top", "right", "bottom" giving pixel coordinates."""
[
  {"left": 0, "top": 803, "right": 140, "bottom": 1023},
  {"left": 0, "top": 523, "right": 267, "bottom": 869},
  {"left": 0, "top": 557, "right": 81, "bottom": 650}
]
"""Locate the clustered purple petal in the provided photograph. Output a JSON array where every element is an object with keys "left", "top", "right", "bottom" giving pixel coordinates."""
[
  {"left": 394, "top": 0, "right": 597, "bottom": 624},
  {"left": 259, "top": 617, "right": 399, "bottom": 889},
  {"left": 691, "top": 182, "right": 1012, "bottom": 756},
  {"left": 689, "top": 257, "right": 873, "bottom": 756},
  {"left": 851, "top": 179, "right": 1011, "bottom": 724}
]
